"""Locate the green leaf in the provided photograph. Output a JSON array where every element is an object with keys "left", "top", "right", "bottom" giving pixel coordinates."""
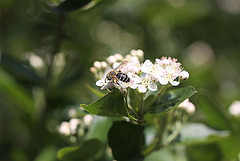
[
  {"left": 148, "top": 86, "right": 196, "bottom": 114},
  {"left": 186, "top": 143, "right": 222, "bottom": 161},
  {"left": 180, "top": 123, "right": 229, "bottom": 145},
  {"left": 57, "top": 139, "right": 103, "bottom": 161},
  {"left": 80, "top": 89, "right": 127, "bottom": 117},
  {"left": 86, "top": 117, "right": 113, "bottom": 143},
  {"left": 128, "top": 88, "right": 140, "bottom": 109},
  {"left": 0, "top": 69, "right": 35, "bottom": 114},
  {"left": 53, "top": 0, "right": 92, "bottom": 14},
  {"left": 196, "top": 91, "right": 231, "bottom": 130},
  {"left": 108, "top": 121, "right": 145, "bottom": 161},
  {"left": 85, "top": 83, "right": 105, "bottom": 98}
]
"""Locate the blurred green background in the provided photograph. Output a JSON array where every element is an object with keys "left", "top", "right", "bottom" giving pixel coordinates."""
[{"left": 1, "top": 0, "right": 240, "bottom": 160}]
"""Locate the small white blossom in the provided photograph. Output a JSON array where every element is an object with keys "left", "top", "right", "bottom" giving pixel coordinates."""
[
  {"left": 114, "top": 53, "right": 123, "bottom": 61},
  {"left": 59, "top": 122, "right": 71, "bottom": 136},
  {"left": 83, "top": 114, "right": 93, "bottom": 126},
  {"left": 69, "top": 118, "right": 81, "bottom": 134},
  {"left": 178, "top": 99, "right": 195, "bottom": 114},
  {"left": 101, "top": 61, "right": 108, "bottom": 69},
  {"left": 229, "top": 100, "right": 240, "bottom": 117},
  {"left": 137, "top": 74, "right": 158, "bottom": 93},
  {"left": 179, "top": 71, "right": 189, "bottom": 80},
  {"left": 130, "top": 49, "right": 144, "bottom": 60},
  {"left": 68, "top": 108, "right": 77, "bottom": 118},
  {"left": 156, "top": 57, "right": 183, "bottom": 86},
  {"left": 96, "top": 76, "right": 115, "bottom": 90},
  {"left": 93, "top": 61, "right": 102, "bottom": 70},
  {"left": 106, "top": 55, "right": 117, "bottom": 64},
  {"left": 142, "top": 59, "right": 153, "bottom": 74},
  {"left": 125, "top": 57, "right": 141, "bottom": 74}
]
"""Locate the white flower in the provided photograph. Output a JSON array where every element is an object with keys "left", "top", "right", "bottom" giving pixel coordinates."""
[
  {"left": 59, "top": 122, "right": 71, "bottom": 136},
  {"left": 142, "top": 59, "right": 153, "bottom": 74},
  {"left": 69, "top": 118, "right": 81, "bottom": 134},
  {"left": 178, "top": 98, "right": 195, "bottom": 114},
  {"left": 137, "top": 74, "right": 158, "bottom": 93},
  {"left": 130, "top": 49, "right": 144, "bottom": 60},
  {"left": 156, "top": 57, "right": 183, "bottom": 86},
  {"left": 125, "top": 57, "right": 141, "bottom": 74},
  {"left": 96, "top": 76, "right": 116, "bottom": 90},
  {"left": 68, "top": 108, "right": 77, "bottom": 118},
  {"left": 83, "top": 114, "right": 93, "bottom": 126},
  {"left": 229, "top": 100, "right": 240, "bottom": 117}
]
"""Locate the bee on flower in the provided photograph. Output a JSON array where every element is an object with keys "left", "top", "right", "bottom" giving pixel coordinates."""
[{"left": 91, "top": 50, "right": 189, "bottom": 93}]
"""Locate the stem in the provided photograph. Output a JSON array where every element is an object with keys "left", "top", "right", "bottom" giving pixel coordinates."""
[
  {"left": 46, "top": 14, "right": 65, "bottom": 79},
  {"left": 162, "top": 115, "right": 188, "bottom": 146},
  {"left": 123, "top": 94, "right": 138, "bottom": 122}
]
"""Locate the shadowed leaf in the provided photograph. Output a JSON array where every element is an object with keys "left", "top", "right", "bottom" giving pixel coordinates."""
[{"left": 148, "top": 86, "right": 196, "bottom": 114}]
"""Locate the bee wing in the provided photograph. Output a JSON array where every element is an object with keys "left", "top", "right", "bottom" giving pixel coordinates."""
[{"left": 113, "top": 60, "right": 128, "bottom": 71}]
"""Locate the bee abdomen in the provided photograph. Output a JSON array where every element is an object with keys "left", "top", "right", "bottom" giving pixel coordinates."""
[{"left": 116, "top": 73, "right": 130, "bottom": 83}]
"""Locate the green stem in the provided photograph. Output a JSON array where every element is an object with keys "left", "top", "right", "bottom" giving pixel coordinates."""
[{"left": 123, "top": 94, "right": 138, "bottom": 122}]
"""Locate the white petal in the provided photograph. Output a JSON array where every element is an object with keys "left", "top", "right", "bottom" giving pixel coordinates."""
[
  {"left": 148, "top": 83, "right": 158, "bottom": 91},
  {"left": 142, "top": 59, "right": 153, "bottom": 73},
  {"left": 96, "top": 79, "right": 104, "bottom": 86},
  {"left": 170, "top": 81, "right": 180, "bottom": 86},
  {"left": 138, "top": 85, "right": 147, "bottom": 93},
  {"left": 130, "top": 83, "right": 138, "bottom": 89},
  {"left": 179, "top": 71, "right": 189, "bottom": 80},
  {"left": 158, "top": 77, "right": 168, "bottom": 85}
]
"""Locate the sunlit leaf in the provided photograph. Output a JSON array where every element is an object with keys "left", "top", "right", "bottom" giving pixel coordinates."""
[
  {"left": 86, "top": 117, "right": 113, "bottom": 142},
  {"left": 108, "top": 121, "right": 145, "bottom": 161},
  {"left": 80, "top": 89, "right": 127, "bottom": 117},
  {"left": 148, "top": 86, "right": 196, "bottom": 114},
  {"left": 57, "top": 139, "right": 103, "bottom": 161}
]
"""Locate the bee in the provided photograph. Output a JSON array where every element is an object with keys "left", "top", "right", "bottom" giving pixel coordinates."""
[{"left": 106, "top": 60, "right": 130, "bottom": 90}]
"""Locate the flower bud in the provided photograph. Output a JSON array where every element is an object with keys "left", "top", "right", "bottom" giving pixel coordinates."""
[
  {"left": 93, "top": 61, "right": 101, "bottom": 70},
  {"left": 179, "top": 71, "right": 189, "bottom": 80},
  {"left": 229, "top": 100, "right": 240, "bottom": 117},
  {"left": 69, "top": 118, "right": 81, "bottom": 134},
  {"left": 101, "top": 61, "right": 108, "bottom": 69},
  {"left": 59, "top": 122, "right": 71, "bottom": 136},
  {"left": 106, "top": 55, "right": 117, "bottom": 65},
  {"left": 125, "top": 54, "right": 132, "bottom": 60},
  {"left": 178, "top": 99, "right": 195, "bottom": 115},
  {"left": 114, "top": 53, "right": 123, "bottom": 61},
  {"left": 83, "top": 114, "right": 93, "bottom": 126},
  {"left": 90, "top": 67, "right": 97, "bottom": 74}
]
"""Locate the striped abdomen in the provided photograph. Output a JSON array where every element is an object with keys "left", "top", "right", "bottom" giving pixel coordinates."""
[{"left": 116, "top": 73, "right": 130, "bottom": 83}]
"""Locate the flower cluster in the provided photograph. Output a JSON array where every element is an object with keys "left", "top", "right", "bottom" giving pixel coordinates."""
[{"left": 91, "top": 49, "right": 189, "bottom": 93}]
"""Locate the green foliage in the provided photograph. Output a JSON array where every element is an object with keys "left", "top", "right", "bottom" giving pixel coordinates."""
[
  {"left": 148, "top": 86, "right": 196, "bottom": 114},
  {"left": 52, "top": 0, "right": 92, "bottom": 14},
  {"left": 108, "top": 121, "right": 145, "bottom": 161},
  {"left": 57, "top": 139, "right": 103, "bottom": 161},
  {"left": 81, "top": 89, "right": 127, "bottom": 117}
]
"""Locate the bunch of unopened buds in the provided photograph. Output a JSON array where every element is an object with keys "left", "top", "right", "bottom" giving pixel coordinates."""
[{"left": 90, "top": 49, "right": 189, "bottom": 93}]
